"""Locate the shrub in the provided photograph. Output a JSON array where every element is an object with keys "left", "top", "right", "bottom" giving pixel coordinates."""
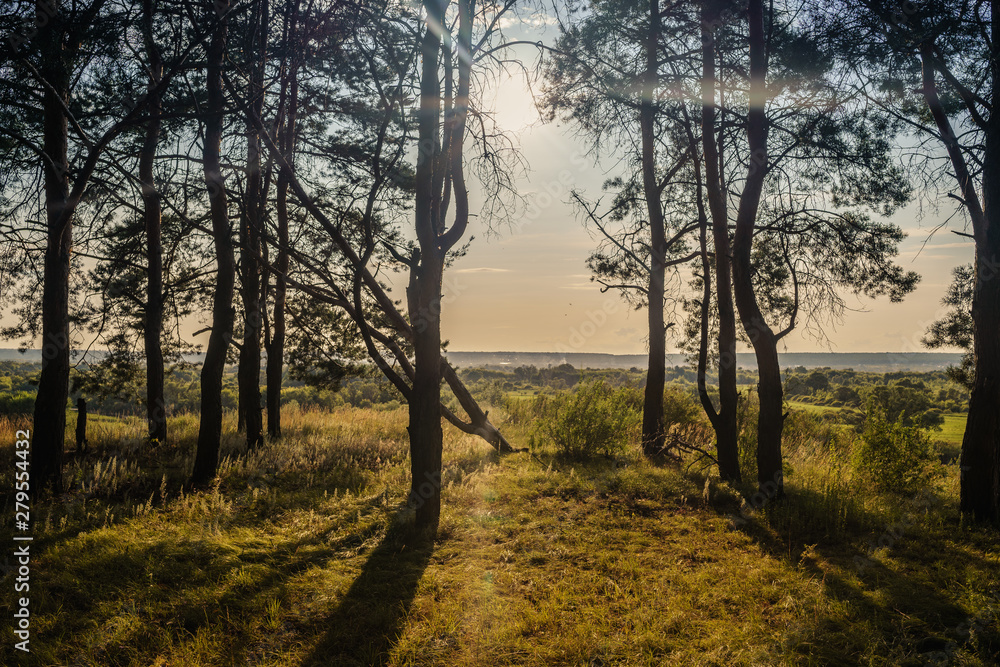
[
  {"left": 536, "top": 381, "right": 640, "bottom": 459},
  {"left": 482, "top": 380, "right": 506, "bottom": 407},
  {"left": 662, "top": 387, "right": 700, "bottom": 427},
  {"left": 0, "top": 390, "right": 34, "bottom": 415},
  {"left": 852, "top": 406, "right": 938, "bottom": 494}
]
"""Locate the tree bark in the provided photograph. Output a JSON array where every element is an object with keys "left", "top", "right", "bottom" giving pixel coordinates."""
[
  {"left": 192, "top": 0, "right": 236, "bottom": 487},
  {"left": 700, "top": 0, "right": 740, "bottom": 483},
  {"left": 639, "top": 0, "right": 666, "bottom": 457},
  {"left": 963, "top": 226, "right": 1000, "bottom": 523},
  {"left": 32, "top": 0, "right": 72, "bottom": 496},
  {"left": 730, "top": 0, "right": 783, "bottom": 496},
  {"left": 140, "top": 0, "right": 167, "bottom": 445}
]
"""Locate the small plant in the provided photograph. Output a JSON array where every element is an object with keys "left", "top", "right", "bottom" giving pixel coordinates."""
[
  {"left": 853, "top": 404, "right": 938, "bottom": 494},
  {"left": 535, "top": 381, "right": 640, "bottom": 459}
]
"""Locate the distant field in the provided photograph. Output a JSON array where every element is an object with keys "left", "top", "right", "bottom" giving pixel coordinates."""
[
  {"left": 785, "top": 400, "right": 845, "bottom": 416},
  {"left": 936, "top": 413, "right": 968, "bottom": 446},
  {"left": 786, "top": 400, "right": 968, "bottom": 448}
]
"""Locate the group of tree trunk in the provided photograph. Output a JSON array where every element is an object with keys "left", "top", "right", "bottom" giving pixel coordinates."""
[{"left": 1, "top": 0, "right": 998, "bottom": 529}]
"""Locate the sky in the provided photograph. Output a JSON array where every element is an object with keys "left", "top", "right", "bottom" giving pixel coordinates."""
[
  {"left": 430, "top": 38, "right": 974, "bottom": 356},
  {"left": 3, "top": 11, "right": 975, "bottom": 358}
]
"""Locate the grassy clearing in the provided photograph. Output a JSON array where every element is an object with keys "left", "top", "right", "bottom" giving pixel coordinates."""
[{"left": 1, "top": 405, "right": 998, "bottom": 666}]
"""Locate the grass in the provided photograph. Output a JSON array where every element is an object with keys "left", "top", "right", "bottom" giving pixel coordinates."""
[
  {"left": 937, "top": 413, "right": 968, "bottom": 447},
  {"left": 785, "top": 400, "right": 846, "bottom": 416},
  {"left": 0, "top": 405, "right": 998, "bottom": 666}
]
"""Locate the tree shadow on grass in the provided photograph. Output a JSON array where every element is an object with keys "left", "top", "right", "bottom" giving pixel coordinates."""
[
  {"left": 720, "top": 485, "right": 1000, "bottom": 663},
  {"left": 299, "top": 529, "right": 433, "bottom": 667}
]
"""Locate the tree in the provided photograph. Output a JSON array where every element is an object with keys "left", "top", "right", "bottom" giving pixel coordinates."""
[
  {"left": 0, "top": 0, "right": 202, "bottom": 493},
  {"left": 924, "top": 264, "right": 974, "bottom": 389},
  {"left": 542, "top": 0, "right": 703, "bottom": 459},
  {"left": 717, "top": 0, "right": 917, "bottom": 494},
  {"left": 235, "top": 0, "right": 268, "bottom": 450},
  {"left": 264, "top": 0, "right": 303, "bottom": 439},
  {"left": 191, "top": 0, "right": 236, "bottom": 487},
  {"left": 835, "top": 0, "right": 1000, "bottom": 522},
  {"left": 239, "top": 0, "right": 519, "bottom": 534},
  {"left": 696, "top": 0, "right": 741, "bottom": 482}
]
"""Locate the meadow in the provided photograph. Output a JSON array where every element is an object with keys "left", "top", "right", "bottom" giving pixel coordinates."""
[{"left": 0, "top": 387, "right": 997, "bottom": 666}]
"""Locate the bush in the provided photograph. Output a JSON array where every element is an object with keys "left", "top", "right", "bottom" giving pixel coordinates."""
[
  {"left": 536, "top": 381, "right": 640, "bottom": 459},
  {"left": 0, "top": 390, "right": 34, "bottom": 415},
  {"left": 662, "top": 387, "right": 700, "bottom": 427},
  {"left": 852, "top": 406, "right": 938, "bottom": 494},
  {"left": 481, "top": 380, "right": 506, "bottom": 407}
]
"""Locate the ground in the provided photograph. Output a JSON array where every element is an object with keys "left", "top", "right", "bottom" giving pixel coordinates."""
[{"left": 0, "top": 406, "right": 997, "bottom": 666}]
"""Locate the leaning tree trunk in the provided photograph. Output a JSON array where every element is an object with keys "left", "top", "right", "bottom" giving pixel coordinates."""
[
  {"left": 639, "top": 0, "right": 666, "bottom": 457},
  {"left": 731, "top": 0, "right": 783, "bottom": 496},
  {"left": 140, "top": 0, "right": 167, "bottom": 444},
  {"left": 32, "top": 2, "right": 72, "bottom": 496},
  {"left": 192, "top": 0, "right": 236, "bottom": 487},
  {"left": 700, "top": 0, "right": 740, "bottom": 483}
]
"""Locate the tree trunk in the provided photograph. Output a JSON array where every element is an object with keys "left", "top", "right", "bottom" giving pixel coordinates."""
[
  {"left": 730, "top": 0, "right": 783, "bottom": 496},
  {"left": 240, "top": 0, "right": 267, "bottom": 450},
  {"left": 266, "top": 0, "right": 297, "bottom": 439},
  {"left": 267, "top": 54, "right": 295, "bottom": 437},
  {"left": 962, "top": 237, "right": 1000, "bottom": 523},
  {"left": 32, "top": 0, "right": 72, "bottom": 496},
  {"left": 75, "top": 398, "right": 87, "bottom": 453},
  {"left": 192, "top": 0, "right": 235, "bottom": 487},
  {"left": 408, "top": 0, "right": 449, "bottom": 533},
  {"left": 918, "top": 34, "right": 1000, "bottom": 523},
  {"left": 700, "top": 0, "right": 740, "bottom": 483},
  {"left": 408, "top": 254, "right": 445, "bottom": 532},
  {"left": 640, "top": 0, "right": 666, "bottom": 457},
  {"left": 140, "top": 0, "right": 167, "bottom": 444},
  {"left": 959, "top": 10, "right": 1000, "bottom": 523}
]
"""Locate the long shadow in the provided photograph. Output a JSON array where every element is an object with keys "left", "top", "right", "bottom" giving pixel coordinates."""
[
  {"left": 299, "top": 529, "right": 433, "bottom": 667},
  {"left": 721, "top": 485, "right": 1000, "bottom": 661}
]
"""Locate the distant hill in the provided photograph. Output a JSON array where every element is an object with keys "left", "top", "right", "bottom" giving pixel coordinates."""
[
  {"left": 0, "top": 348, "right": 964, "bottom": 372},
  {"left": 444, "top": 351, "right": 965, "bottom": 372}
]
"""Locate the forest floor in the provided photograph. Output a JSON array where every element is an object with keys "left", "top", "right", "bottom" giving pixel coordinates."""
[{"left": 0, "top": 406, "right": 998, "bottom": 666}]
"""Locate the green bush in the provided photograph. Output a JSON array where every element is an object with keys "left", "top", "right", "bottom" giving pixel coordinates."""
[
  {"left": 662, "top": 387, "right": 700, "bottom": 427},
  {"left": 536, "top": 381, "right": 640, "bottom": 459},
  {"left": 852, "top": 406, "right": 937, "bottom": 494},
  {"left": 0, "top": 390, "right": 34, "bottom": 415}
]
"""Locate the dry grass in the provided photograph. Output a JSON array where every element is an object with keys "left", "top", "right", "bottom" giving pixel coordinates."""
[{"left": 0, "top": 405, "right": 997, "bottom": 666}]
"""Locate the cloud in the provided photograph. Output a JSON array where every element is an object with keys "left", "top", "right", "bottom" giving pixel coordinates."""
[{"left": 454, "top": 267, "right": 512, "bottom": 274}]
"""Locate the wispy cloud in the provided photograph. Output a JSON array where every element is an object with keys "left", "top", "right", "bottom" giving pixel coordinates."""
[{"left": 454, "top": 267, "right": 512, "bottom": 274}]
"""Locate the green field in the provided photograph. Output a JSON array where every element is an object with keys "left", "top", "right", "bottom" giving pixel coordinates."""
[{"left": 937, "top": 413, "right": 969, "bottom": 446}]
